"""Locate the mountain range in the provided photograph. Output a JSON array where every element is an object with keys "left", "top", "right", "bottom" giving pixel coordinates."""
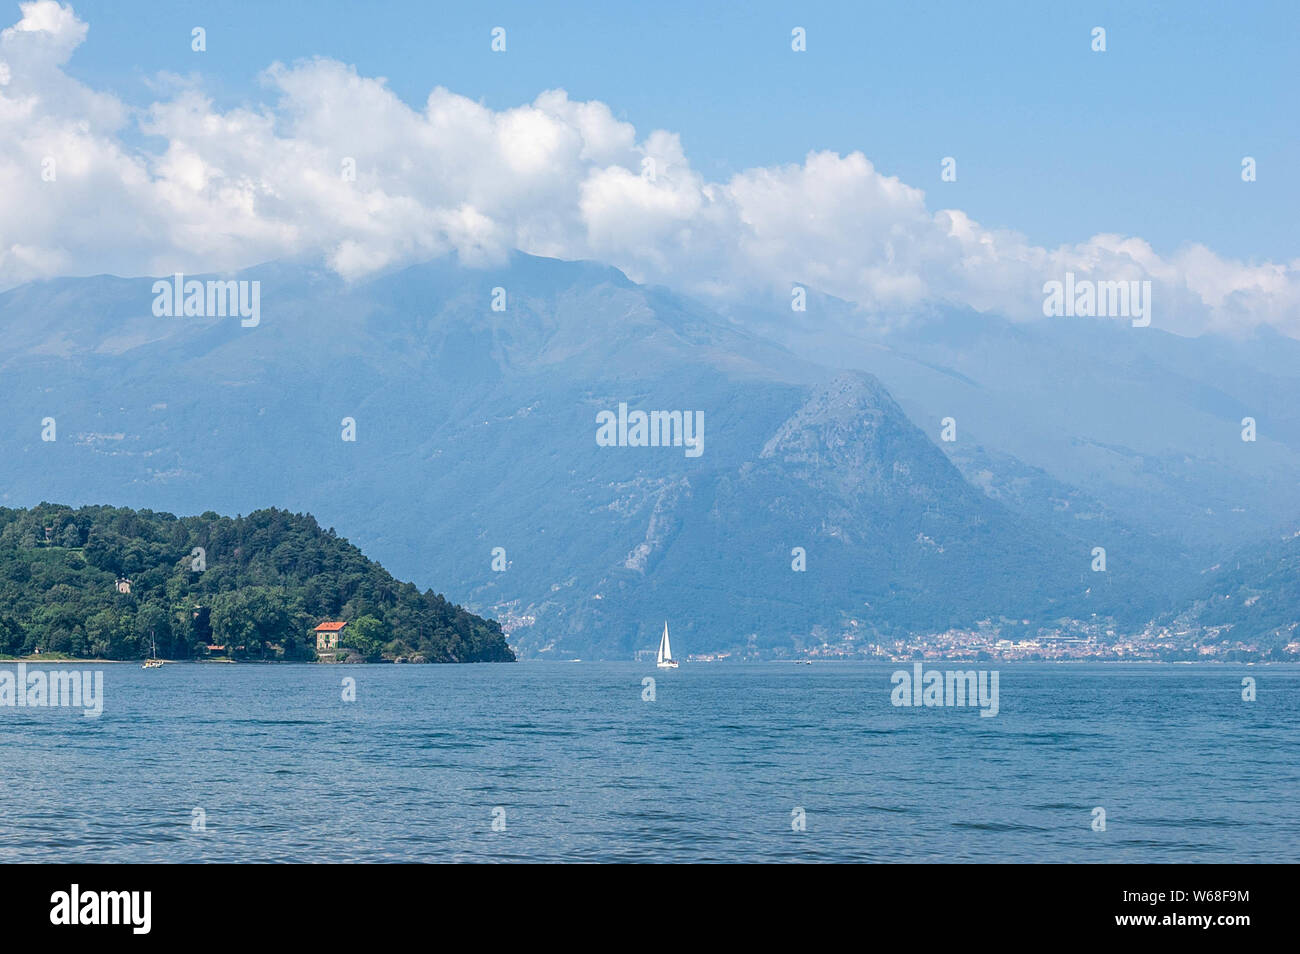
[{"left": 1, "top": 252, "right": 1296, "bottom": 657}]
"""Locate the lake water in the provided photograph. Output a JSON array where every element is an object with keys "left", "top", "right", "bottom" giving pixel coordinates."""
[{"left": 1, "top": 662, "right": 1295, "bottom": 862}]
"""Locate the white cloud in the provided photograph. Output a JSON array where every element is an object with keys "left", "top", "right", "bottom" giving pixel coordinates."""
[{"left": 1, "top": 1, "right": 1297, "bottom": 337}]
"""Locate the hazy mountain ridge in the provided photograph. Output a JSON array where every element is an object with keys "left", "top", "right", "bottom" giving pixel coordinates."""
[
  {"left": 1161, "top": 529, "right": 1300, "bottom": 650},
  {"left": 723, "top": 291, "right": 1300, "bottom": 554},
  {"left": 0, "top": 252, "right": 1293, "bottom": 657}
]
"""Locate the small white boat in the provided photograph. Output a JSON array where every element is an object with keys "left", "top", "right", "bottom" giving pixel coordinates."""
[
  {"left": 655, "top": 621, "right": 679, "bottom": 669},
  {"left": 142, "top": 632, "right": 164, "bottom": 669}
]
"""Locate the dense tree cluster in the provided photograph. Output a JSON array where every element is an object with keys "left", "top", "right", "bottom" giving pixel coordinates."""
[{"left": 0, "top": 504, "right": 514, "bottom": 663}]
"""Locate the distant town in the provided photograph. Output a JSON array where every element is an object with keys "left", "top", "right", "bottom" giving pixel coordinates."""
[
  {"left": 505, "top": 614, "right": 1298, "bottom": 663},
  {"left": 789, "top": 619, "right": 1299, "bottom": 663}
]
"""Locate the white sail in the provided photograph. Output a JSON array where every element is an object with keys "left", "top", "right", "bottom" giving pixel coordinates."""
[{"left": 657, "top": 621, "right": 671, "bottom": 663}]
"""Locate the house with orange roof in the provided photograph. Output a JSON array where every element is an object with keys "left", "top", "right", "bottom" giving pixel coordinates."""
[{"left": 313, "top": 620, "right": 347, "bottom": 652}]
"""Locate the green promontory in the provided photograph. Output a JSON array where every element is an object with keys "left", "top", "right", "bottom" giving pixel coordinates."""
[{"left": 0, "top": 504, "right": 514, "bottom": 663}]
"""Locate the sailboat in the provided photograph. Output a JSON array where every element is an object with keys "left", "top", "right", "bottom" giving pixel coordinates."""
[
  {"left": 655, "top": 621, "right": 679, "bottom": 669},
  {"left": 142, "top": 631, "right": 164, "bottom": 669}
]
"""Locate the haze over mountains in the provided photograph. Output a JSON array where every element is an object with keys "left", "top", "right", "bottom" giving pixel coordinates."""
[
  {"left": 1, "top": 252, "right": 1296, "bottom": 657},
  {"left": 731, "top": 291, "right": 1300, "bottom": 551}
]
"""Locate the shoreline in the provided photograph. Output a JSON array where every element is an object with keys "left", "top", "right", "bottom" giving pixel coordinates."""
[{"left": 1, "top": 656, "right": 1296, "bottom": 666}]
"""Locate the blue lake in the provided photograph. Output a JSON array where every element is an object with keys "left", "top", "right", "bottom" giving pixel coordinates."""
[{"left": 0, "top": 662, "right": 1295, "bottom": 862}]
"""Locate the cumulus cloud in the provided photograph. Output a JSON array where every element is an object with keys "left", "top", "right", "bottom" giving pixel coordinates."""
[{"left": 1, "top": 1, "right": 1297, "bottom": 337}]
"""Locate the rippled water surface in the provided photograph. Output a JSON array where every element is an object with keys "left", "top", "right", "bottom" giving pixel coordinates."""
[{"left": 1, "top": 662, "right": 1295, "bottom": 862}]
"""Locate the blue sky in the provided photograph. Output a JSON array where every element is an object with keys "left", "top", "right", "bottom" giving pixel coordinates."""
[
  {"left": 58, "top": 0, "right": 1298, "bottom": 262},
  {"left": 2, "top": 0, "right": 1295, "bottom": 336}
]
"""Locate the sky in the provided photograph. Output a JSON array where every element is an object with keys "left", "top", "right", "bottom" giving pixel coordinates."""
[{"left": 1, "top": 0, "right": 1297, "bottom": 335}]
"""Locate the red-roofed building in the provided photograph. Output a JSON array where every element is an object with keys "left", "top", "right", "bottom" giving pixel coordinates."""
[{"left": 314, "top": 621, "right": 347, "bottom": 651}]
